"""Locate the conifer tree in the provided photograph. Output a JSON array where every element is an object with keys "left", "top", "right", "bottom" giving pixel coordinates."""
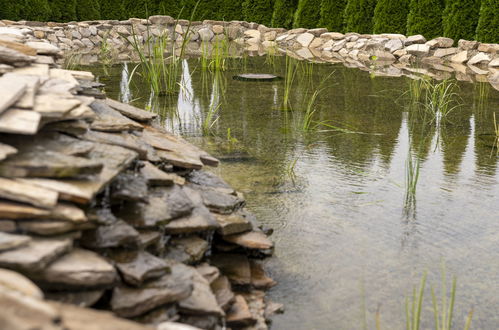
[
  {"left": 373, "top": 0, "right": 408, "bottom": 34},
  {"left": 293, "top": 0, "right": 322, "bottom": 29},
  {"left": 475, "top": 0, "right": 498, "bottom": 43},
  {"left": 219, "top": 0, "right": 244, "bottom": 21},
  {"left": 76, "top": 0, "right": 101, "bottom": 20},
  {"left": 124, "top": 0, "right": 158, "bottom": 18},
  {"left": 271, "top": 0, "right": 298, "bottom": 29},
  {"left": 319, "top": 0, "right": 347, "bottom": 32},
  {"left": 343, "top": 0, "right": 377, "bottom": 34},
  {"left": 23, "top": 0, "right": 52, "bottom": 21},
  {"left": 99, "top": 0, "right": 126, "bottom": 20},
  {"left": 49, "top": 0, "right": 77, "bottom": 22},
  {"left": 406, "top": 0, "right": 444, "bottom": 39},
  {"left": 0, "top": 0, "right": 24, "bottom": 20},
  {"left": 443, "top": 0, "right": 480, "bottom": 42},
  {"left": 157, "top": 0, "right": 181, "bottom": 18},
  {"left": 242, "top": 0, "right": 274, "bottom": 26}
]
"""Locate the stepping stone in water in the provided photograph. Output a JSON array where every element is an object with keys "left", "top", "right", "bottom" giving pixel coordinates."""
[{"left": 233, "top": 74, "right": 282, "bottom": 82}]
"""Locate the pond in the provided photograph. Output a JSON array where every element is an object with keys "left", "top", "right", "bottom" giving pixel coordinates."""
[{"left": 85, "top": 54, "right": 499, "bottom": 330}]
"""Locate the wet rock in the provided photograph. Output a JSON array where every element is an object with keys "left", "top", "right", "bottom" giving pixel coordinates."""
[
  {"left": 210, "top": 254, "right": 251, "bottom": 286},
  {"left": 111, "top": 263, "right": 193, "bottom": 318},
  {"left": 140, "top": 161, "right": 181, "bottom": 186},
  {"left": 138, "top": 229, "right": 162, "bottom": 249},
  {"left": 0, "top": 232, "right": 31, "bottom": 251},
  {"left": 264, "top": 301, "right": 284, "bottom": 319},
  {"left": 178, "top": 264, "right": 224, "bottom": 316},
  {"left": 81, "top": 220, "right": 140, "bottom": 249},
  {"left": 210, "top": 275, "right": 234, "bottom": 310},
  {"left": 241, "top": 291, "right": 267, "bottom": 330},
  {"left": 105, "top": 98, "right": 157, "bottom": 122},
  {"left": 222, "top": 230, "right": 273, "bottom": 250},
  {"left": 250, "top": 260, "right": 276, "bottom": 290},
  {"left": 191, "top": 185, "right": 244, "bottom": 215},
  {"left": 90, "top": 100, "right": 143, "bottom": 132},
  {"left": 0, "top": 238, "right": 72, "bottom": 272},
  {"left": 119, "top": 185, "right": 194, "bottom": 228},
  {"left": 214, "top": 210, "right": 253, "bottom": 236},
  {"left": 50, "top": 300, "right": 151, "bottom": 330},
  {"left": 186, "top": 170, "right": 231, "bottom": 189},
  {"left": 226, "top": 295, "right": 255, "bottom": 327},
  {"left": 111, "top": 172, "right": 149, "bottom": 203},
  {"left": 46, "top": 290, "right": 105, "bottom": 308},
  {"left": 165, "top": 236, "right": 209, "bottom": 264},
  {"left": 0, "top": 268, "right": 43, "bottom": 299},
  {"left": 0, "top": 149, "right": 103, "bottom": 179},
  {"left": 35, "top": 248, "right": 116, "bottom": 289},
  {"left": 196, "top": 263, "right": 220, "bottom": 284},
  {"left": 112, "top": 250, "right": 170, "bottom": 286}
]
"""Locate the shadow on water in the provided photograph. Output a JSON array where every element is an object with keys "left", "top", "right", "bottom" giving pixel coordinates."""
[{"left": 85, "top": 54, "right": 499, "bottom": 330}]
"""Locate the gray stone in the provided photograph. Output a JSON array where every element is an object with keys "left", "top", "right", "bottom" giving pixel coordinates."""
[
  {"left": 226, "top": 295, "right": 255, "bottom": 327},
  {"left": 81, "top": 220, "right": 140, "bottom": 249},
  {"left": 0, "top": 238, "right": 72, "bottom": 272},
  {"left": 406, "top": 44, "right": 430, "bottom": 56},
  {"left": 36, "top": 249, "right": 117, "bottom": 288},
  {"left": 111, "top": 263, "right": 193, "bottom": 317},
  {"left": 140, "top": 161, "right": 180, "bottom": 186},
  {"left": 104, "top": 98, "right": 157, "bottom": 121},
  {"left": 198, "top": 28, "right": 214, "bottom": 42},
  {"left": 192, "top": 185, "right": 245, "bottom": 214},
  {"left": 165, "top": 236, "right": 209, "bottom": 264},
  {"left": 34, "top": 93, "right": 81, "bottom": 118},
  {"left": 210, "top": 254, "right": 251, "bottom": 286},
  {"left": 434, "top": 47, "right": 459, "bottom": 58},
  {"left": 426, "top": 37, "right": 454, "bottom": 48},
  {"left": 149, "top": 15, "right": 175, "bottom": 25},
  {"left": 17, "top": 220, "right": 88, "bottom": 236},
  {"left": 296, "top": 33, "right": 314, "bottom": 48},
  {"left": 0, "top": 232, "right": 31, "bottom": 252},
  {"left": 0, "top": 142, "right": 16, "bottom": 161},
  {"left": 215, "top": 210, "right": 253, "bottom": 236},
  {"left": 24, "top": 41, "right": 61, "bottom": 55},
  {"left": 385, "top": 39, "right": 403, "bottom": 53},
  {"left": 90, "top": 100, "right": 143, "bottom": 132},
  {"left": 0, "top": 268, "right": 43, "bottom": 299},
  {"left": 211, "top": 275, "right": 234, "bottom": 310},
  {"left": 371, "top": 50, "right": 396, "bottom": 61},
  {"left": 222, "top": 231, "right": 273, "bottom": 250},
  {"left": 0, "top": 178, "right": 58, "bottom": 208},
  {"left": 0, "top": 45, "right": 35, "bottom": 66},
  {"left": 405, "top": 34, "right": 426, "bottom": 46},
  {"left": 451, "top": 50, "right": 469, "bottom": 63},
  {"left": 0, "top": 74, "right": 27, "bottom": 115},
  {"left": 46, "top": 290, "right": 104, "bottom": 308},
  {"left": 0, "top": 109, "right": 41, "bottom": 135},
  {"left": 250, "top": 260, "right": 276, "bottom": 290},
  {"left": 112, "top": 250, "right": 170, "bottom": 286},
  {"left": 468, "top": 52, "right": 491, "bottom": 65}
]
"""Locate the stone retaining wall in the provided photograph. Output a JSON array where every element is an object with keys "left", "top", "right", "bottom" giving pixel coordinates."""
[{"left": 1, "top": 16, "right": 498, "bottom": 89}]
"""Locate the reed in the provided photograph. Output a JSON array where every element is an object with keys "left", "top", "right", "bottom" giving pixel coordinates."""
[
  {"left": 421, "top": 79, "right": 460, "bottom": 125},
  {"left": 492, "top": 112, "right": 499, "bottom": 156},
  {"left": 282, "top": 55, "right": 299, "bottom": 111},
  {"left": 405, "top": 271, "right": 427, "bottom": 330},
  {"left": 404, "top": 146, "right": 420, "bottom": 210}
]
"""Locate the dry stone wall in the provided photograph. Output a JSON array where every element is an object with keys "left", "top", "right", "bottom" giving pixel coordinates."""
[{"left": 1, "top": 16, "right": 498, "bottom": 89}]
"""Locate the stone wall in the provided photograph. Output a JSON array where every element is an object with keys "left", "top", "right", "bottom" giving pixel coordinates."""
[
  {"left": 0, "top": 24, "right": 281, "bottom": 330},
  {"left": 1, "top": 16, "right": 498, "bottom": 89}
]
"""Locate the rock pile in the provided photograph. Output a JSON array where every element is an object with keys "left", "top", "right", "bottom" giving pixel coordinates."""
[{"left": 0, "top": 30, "right": 280, "bottom": 330}]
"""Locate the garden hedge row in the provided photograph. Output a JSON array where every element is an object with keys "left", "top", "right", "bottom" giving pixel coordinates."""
[{"left": 0, "top": 0, "right": 496, "bottom": 43}]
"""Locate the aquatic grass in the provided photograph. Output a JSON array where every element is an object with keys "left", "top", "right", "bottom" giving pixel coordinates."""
[
  {"left": 492, "top": 112, "right": 499, "bottom": 156},
  {"left": 405, "top": 271, "right": 427, "bottom": 330},
  {"left": 404, "top": 146, "right": 421, "bottom": 211},
  {"left": 421, "top": 79, "right": 461, "bottom": 125},
  {"left": 473, "top": 81, "right": 490, "bottom": 114},
  {"left": 302, "top": 87, "right": 322, "bottom": 131},
  {"left": 282, "top": 55, "right": 299, "bottom": 111}
]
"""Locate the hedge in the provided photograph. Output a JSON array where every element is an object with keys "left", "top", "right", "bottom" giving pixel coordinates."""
[
  {"left": 443, "top": 0, "right": 480, "bottom": 42},
  {"left": 406, "top": 0, "right": 444, "bottom": 39},
  {"left": 373, "top": 0, "right": 408, "bottom": 35},
  {"left": 124, "top": 0, "right": 158, "bottom": 19},
  {"left": 319, "top": 0, "right": 347, "bottom": 32},
  {"left": 76, "top": 0, "right": 101, "bottom": 21},
  {"left": 242, "top": 0, "right": 274, "bottom": 26},
  {"left": 99, "top": 0, "right": 126, "bottom": 20},
  {"left": 475, "top": 0, "right": 498, "bottom": 43},
  {"left": 293, "top": 0, "right": 322, "bottom": 29},
  {"left": 344, "top": 0, "right": 377, "bottom": 34},
  {"left": 272, "top": 0, "right": 298, "bottom": 29},
  {"left": 23, "top": 0, "right": 51, "bottom": 21},
  {"left": 49, "top": 0, "right": 77, "bottom": 22}
]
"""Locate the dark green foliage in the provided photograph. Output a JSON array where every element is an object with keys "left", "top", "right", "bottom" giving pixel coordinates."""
[
  {"left": 443, "top": 0, "right": 480, "bottom": 42},
  {"left": 219, "top": 0, "right": 244, "bottom": 21},
  {"left": 343, "top": 0, "right": 377, "bottom": 33},
  {"left": 99, "top": 0, "right": 126, "bottom": 20},
  {"left": 0, "top": 0, "right": 24, "bottom": 20},
  {"left": 50, "top": 0, "right": 77, "bottom": 22},
  {"left": 242, "top": 0, "right": 274, "bottom": 26},
  {"left": 23, "top": 0, "right": 52, "bottom": 21},
  {"left": 157, "top": 0, "right": 182, "bottom": 18},
  {"left": 475, "top": 0, "right": 498, "bottom": 43},
  {"left": 76, "top": 0, "right": 100, "bottom": 20},
  {"left": 406, "top": 0, "right": 444, "bottom": 39},
  {"left": 271, "top": 0, "right": 298, "bottom": 28},
  {"left": 124, "top": 0, "right": 158, "bottom": 18},
  {"left": 373, "top": 0, "right": 408, "bottom": 34},
  {"left": 293, "top": 0, "right": 321, "bottom": 29},
  {"left": 319, "top": 0, "right": 347, "bottom": 32}
]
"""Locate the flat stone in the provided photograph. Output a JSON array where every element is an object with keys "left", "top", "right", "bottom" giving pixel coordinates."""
[
  {"left": 112, "top": 250, "right": 170, "bottom": 286},
  {"left": 0, "top": 232, "right": 31, "bottom": 251},
  {"left": 0, "top": 177, "right": 58, "bottom": 208},
  {"left": 0, "top": 142, "right": 16, "bottom": 161},
  {"left": 0, "top": 268, "right": 43, "bottom": 298},
  {"left": 0, "top": 40, "right": 36, "bottom": 56},
  {"left": 385, "top": 39, "right": 403, "bottom": 53},
  {"left": 46, "top": 290, "right": 104, "bottom": 308},
  {"left": 405, "top": 34, "right": 426, "bottom": 46},
  {"left": 82, "top": 130, "right": 150, "bottom": 160},
  {"left": 49, "top": 69, "right": 80, "bottom": 85},
  {"left": 81, "top": 220, "right": 139, "bottom": 249},
  {"left": 193, "top": 185, "right": 245, "bottom": 214},
  {"left": 149, "top": 15, "right": 175, "bottom": 25},
  {"left": 90, "top": 100, "right": 143, "bottom": 132},
  {"left": 186, "top": 170, "right": 230, "bottom": 189},
  {"left": 210, "top": 254, "right": 251, "bottom": 286},
  {"left": 250, "top": 260, "right": 276, "bottom": 289},
  {"left": 50, "top": 301, "right": 151, "bottom": 330},
  {"left": 25, "top": 41, "right": 61, "bottom": 55},
  {"left": 226, "top": 295, "right": 255, "bottom": 327},
  {"left": 196, "top": 264, "right": 220, "bottom": 284},
  {"left": 451, "top": 50, "right": 469, "bottom": 63},
  {"left": 489, "top": 58, "right": 499, "bottom": 67},
  {"left": 34, "top": 93, "right": 81, "bottom": 118},
  {"left": 2, "top": 73, "right": 40, "bottom": 109},
  {"left": 371, "top": 50, "right": 396, "bottom": 61},
  {"left": 296, "top": 33, "right": 314, "bottom": 48},
  {"left": 0, "top": 238, "right": 72, "bottom": 272},
  {"left": 111, "top": 263, "right": 193, "bottom": 317},
  {"left": 157, "top": 322, "right": 202, "bottom": 330},
  {"left": 13, "top": 63, "right": 50, "bottom": 76},
  {"left": 118, "top": 185, "right": 194, "bottom": 228},
  {"left": 178, "top": 264, "right": 224, "bottom": 316},
  {"left": 0, "top": 149, "right": 103, "bottom": 179},
  {"left": 0, "top": 45, "right": 35, "bottom": 66},
  {"left": 426, "top": 37, "right": 454, "bottom": 48},
  {"left": 0, "top": 108, "right": 41, "bottom": 135},
  {"left": 215, "top": 210, "right": 253, "bottom": 236},
  {"left": 264, "top": 301, "right": 285, "bottom": 319},
  {"left": 468, "top": 52, "right": 491, "bottom": 65},
  {"left": 478, "top": 43, "right": 499, "bottom": 53},
  {"left": 321, "top": 32, "right": 344, "bottom": 40},
  {"left": 458, "top": 39, "right": 478, "bottom": 50},
  {"left": 0, "top": 220, "right": 16, "bottom": 232},
  {"left": 222, "top": 231, "right": 273, "bottom": 250},
  {"left": 0, "top": 201, "right": 86, "bottom": 223},
  {"left": 66, "top": 69, "right": 95, "bottom": 81},
  {"left": 140, "top": 161, "right": 178, "bottom": 186},
  {"left": 233, "top": 73, "right": 281, "bottom": 82},
  {"left": 0, "top": 75, "right": 27, "bottom": 115},
  {"left": 36, "top": 249, "right": 116, "bottom": 288},
  {"left": 166, "top": 236, "right": 209, "bottom": 264},
  {"left": 434, "top": 47, "right": 458, "bottom": 58},
  {"left": 105, "top": 98, "right": 156, "bottom": 122},
  {"left": 406, "top": 44, "right": 430, "bottom": 56},
  {"left": 17, "top": 220, "right": 89, "bottom": 236},
  {"left": 210, "top": 275, "right": 234, "bottom": 310}
]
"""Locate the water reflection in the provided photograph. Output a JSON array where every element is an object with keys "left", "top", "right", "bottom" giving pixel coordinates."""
[{"left": 87, "top": 56, "right": 499, "bottom": 329}]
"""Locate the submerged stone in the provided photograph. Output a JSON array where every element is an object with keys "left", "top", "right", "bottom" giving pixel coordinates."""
[{"left": 233, "top": 74, "right": 282, "bottom": 82}]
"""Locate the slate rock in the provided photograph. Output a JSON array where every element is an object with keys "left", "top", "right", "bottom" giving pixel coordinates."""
[
  {"left": 214, "top": 210, "right": 253, "bottom": 236},
  {"left": 0, "top": 268, "right": 43, "bottom": 299},
  {"left": 0, "top": 232, "right": 31, "bottom": 251},
  {"left": 226, "top": 295, "right": 255, "bottom": 327},
  {"left": 110, "top": 172, "right": 149, "bottom": 203},
  {"left": 140, "top": 161, "right": 178, "bottom": 186},
  {"left": 165, "top": 236, "right": 209, "bottom": 264},
  {"left": 222, "top": 231, "right": 273, "bottom": 250},
  {"left": 210, "top": 275, "right": 234, "bottom": 310},
  {"left": 210, "top": 254, "right": 251, "bottom": 286},
  {"left": 46, "top": 290, "right": 105, "bottom": 308},
  {"left": 196, "top": 263, "right": 220, "bottom": 285},
  {"left": 112, "top": 250, "right": 170, "bottom": 286},
  {"left": 81, "top": 220, "right": 140, "bottom": 249},
  {"left": 105, "top": 98, "right": 157, "bottom": 122},
  {"left": 250, "top": 260, "right": 276, "bottom": 290},
  {"left": 90, "top": 100, "right": 143, "bottom": 132},
  {"left": 186, "top": 170, "right": 232, "bottom": 190}
]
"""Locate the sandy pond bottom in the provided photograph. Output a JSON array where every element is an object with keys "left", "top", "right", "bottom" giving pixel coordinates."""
[{"left": 86, "top": 56, "right": 499, "bottom": 330}]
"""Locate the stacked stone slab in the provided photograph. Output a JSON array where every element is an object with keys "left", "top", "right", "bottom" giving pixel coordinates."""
[{"left": 0, "top": 28, "right": 281, "bottom": 330}]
